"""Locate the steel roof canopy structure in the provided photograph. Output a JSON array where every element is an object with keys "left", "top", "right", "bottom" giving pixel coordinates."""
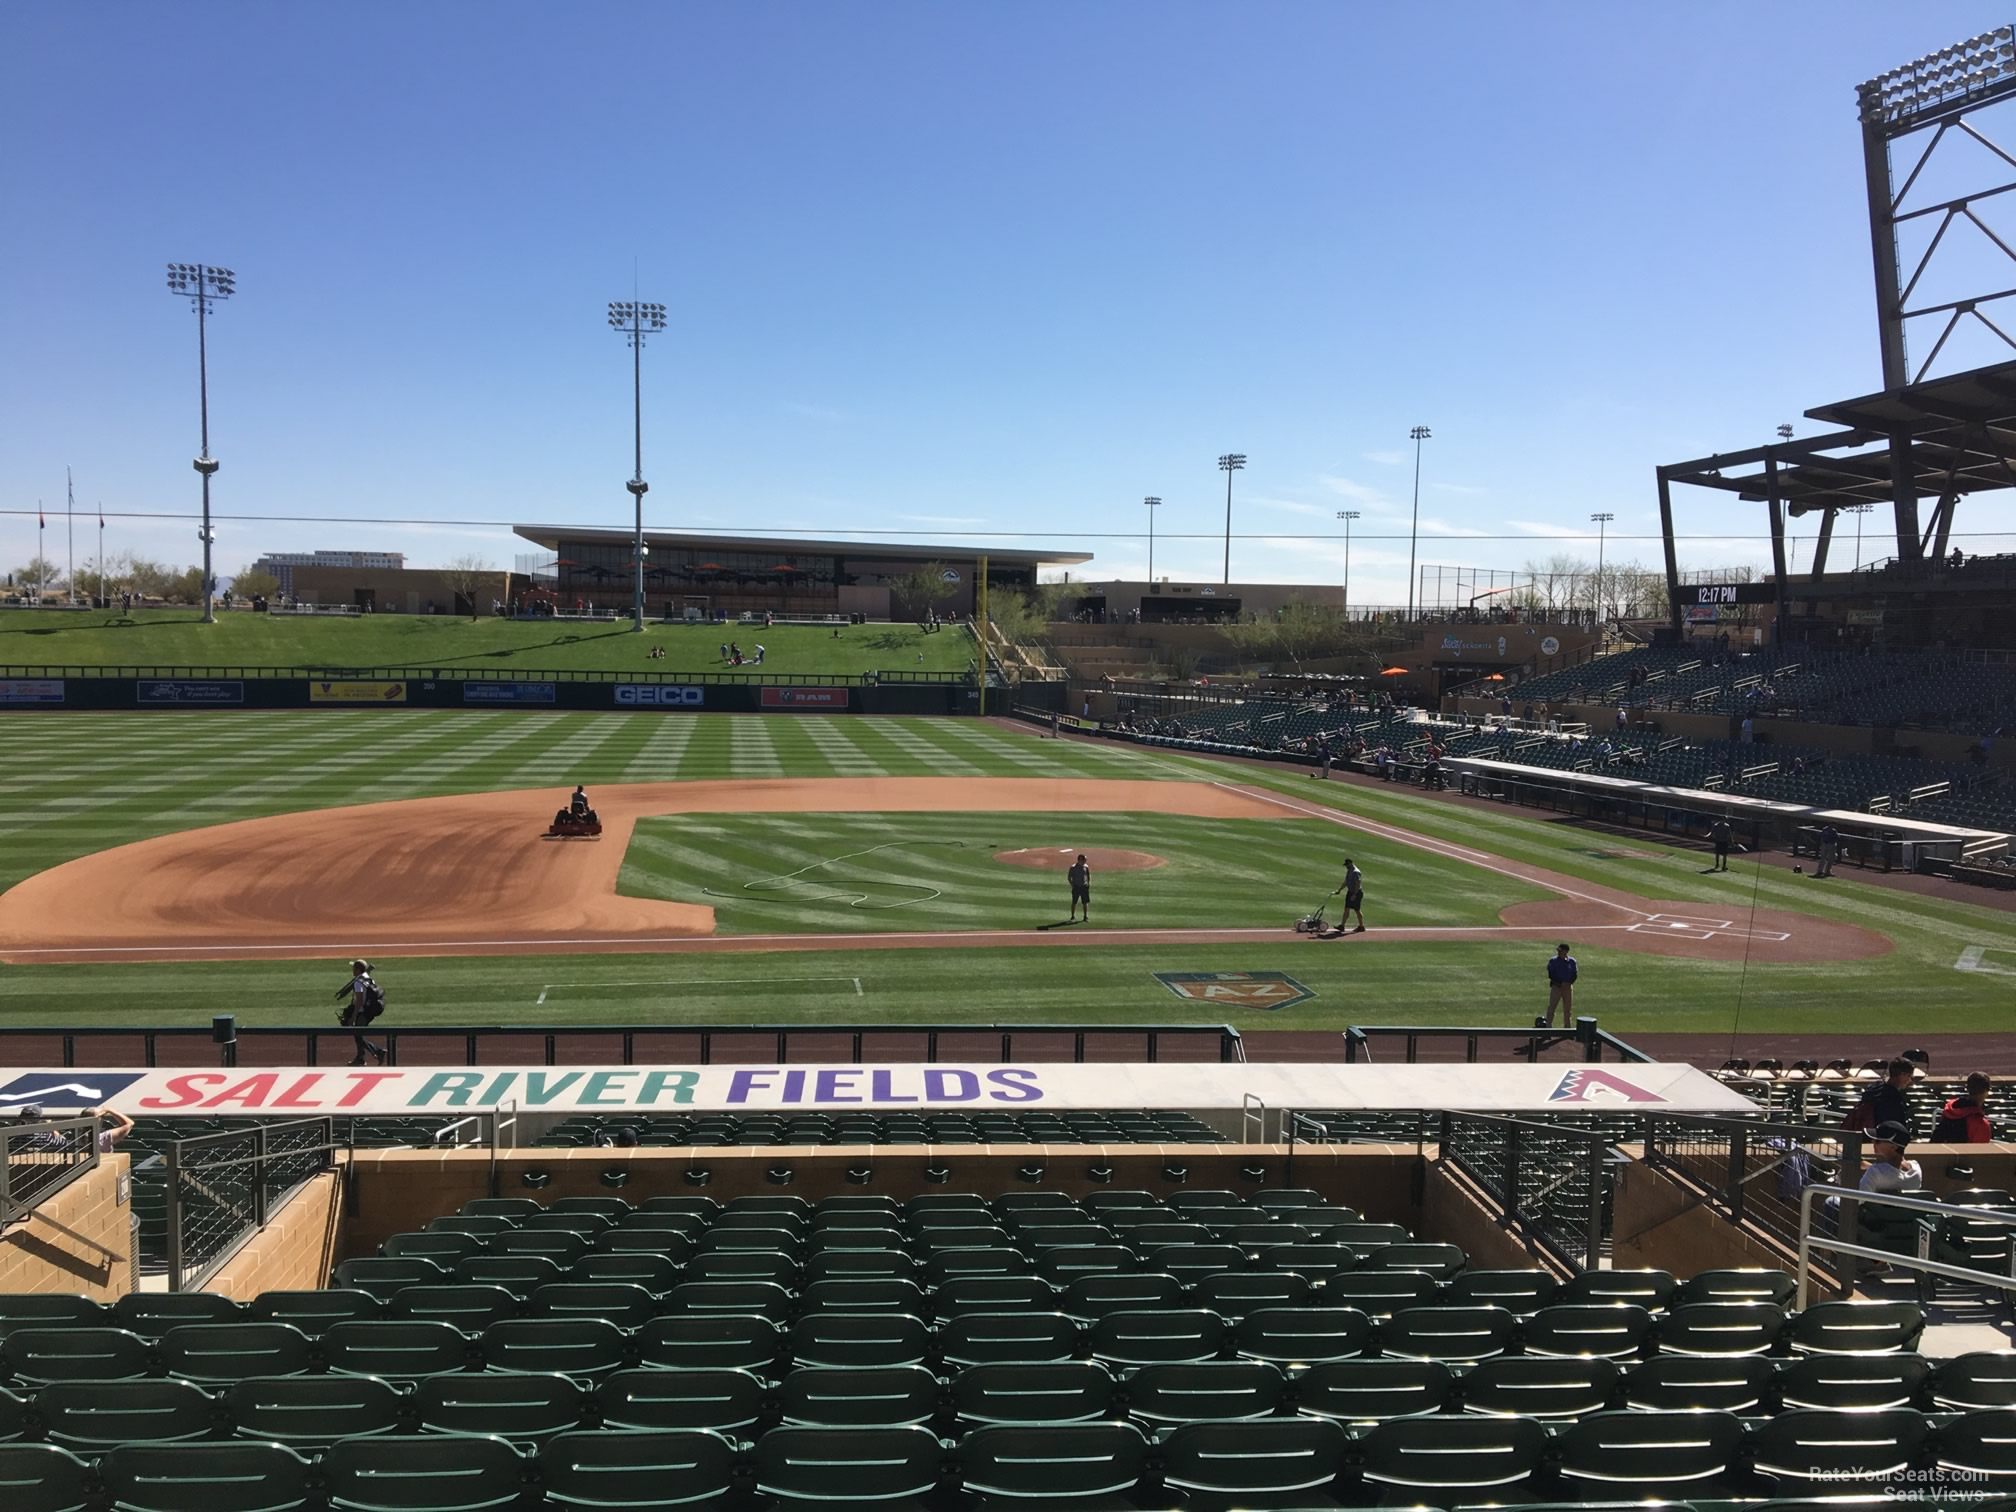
[{"left": 1655, "top": 25, "right": 2016, "bottom": 629}]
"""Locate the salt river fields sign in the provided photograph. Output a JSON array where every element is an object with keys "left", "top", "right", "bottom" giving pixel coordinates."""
[{"left": 0, "top": 1063, "right": 1756, "bottom": 1117}]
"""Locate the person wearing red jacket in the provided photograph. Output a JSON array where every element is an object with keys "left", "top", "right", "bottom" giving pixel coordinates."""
[{"left": 1931, "top": 1073, "right": 1995, "bottom": 1143}]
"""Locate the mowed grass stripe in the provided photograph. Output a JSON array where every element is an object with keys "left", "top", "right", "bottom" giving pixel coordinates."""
[{"left": 617, "top": 811, "right": 1545, "bottom": 934}]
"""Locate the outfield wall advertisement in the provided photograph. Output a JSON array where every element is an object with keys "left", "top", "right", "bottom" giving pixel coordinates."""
[
  {"left": 464, "top": 682, "right": 557, "bottom": 705},
  {"left": 614, "top": 685, "right": 705, "bottom": 707},
  {"left": 0, "top": 679, "right": 64, "bottom": 705},
  {"left": 762, "top": 687, "right": 851, "bottom": 710},
  {"left": 137, "top": 680, "right": 245, "bottom": 706},
  {"left": 0, "top": 1063, "right": 1758, "bottom": 1117},
  {"left": 309, "top": 680, "right": 408, "bottom": 704}
]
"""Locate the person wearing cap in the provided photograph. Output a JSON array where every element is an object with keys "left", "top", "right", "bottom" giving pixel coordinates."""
[
  {"left": 1847, "top": 1058, "right": 1918, "bottom": 1137},
  {"left": 1933, "top": 1073, "right": 1996, "bottom": 1143},
  {"left": 1067, "top": 854, "right": 1092, "bottom": 923},
  {"left": 334, "top": 958, "right": 387, "bottom": 1066},
  {"left": 1539, "top": 944, "right": 1578, "bottom": 1030},
  {"left": 12, "top": 1106, "right": 66, "bottom": 1152},
  {"left": 1854, "top": 1121, "right": 1925, "bottom": 1262}
]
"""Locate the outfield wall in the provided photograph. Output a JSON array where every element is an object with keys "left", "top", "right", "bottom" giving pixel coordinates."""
[{"left": 0, "top": 677, "right": 985, "bottom": 715}]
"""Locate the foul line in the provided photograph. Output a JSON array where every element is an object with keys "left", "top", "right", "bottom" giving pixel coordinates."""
[
  {"left": 1212, "top": 780, "right": 1656, "bottom": 920},
  {"left": 536, "top": 975, "right": 865, "bottom": 1004}
]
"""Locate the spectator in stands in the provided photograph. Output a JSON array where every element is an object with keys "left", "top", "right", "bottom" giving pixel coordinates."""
[
  {"left": 1615, "top": 706, "right": 1627, "bottom": 731},
  {"left": 1932, "top": 1073, "right": 1995, "bottom": 1143},
  {"left": 1854, "top": 1121, "right": 1925, "bottom": 1262},
  {"left": 11, "top": 1106, "right": 65, "bottom": 1151},
  {"left": 90, "top": 1105, "right": 133, "bottom": 1153},
  {"left": 1848, "top": 1059, "right": 1920, "bottom": 1137},
  {"left": 1740, "top": 714, "right": 1755, "bottom": 743}
]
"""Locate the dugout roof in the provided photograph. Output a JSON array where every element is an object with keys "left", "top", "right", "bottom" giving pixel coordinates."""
[{"left": 514, "top": 525, "right": 1091, "bottom": 570}]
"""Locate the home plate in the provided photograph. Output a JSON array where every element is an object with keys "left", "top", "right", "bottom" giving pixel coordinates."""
[{"left": 1630, "top": 912, "right": 1791, "bottom": 943}]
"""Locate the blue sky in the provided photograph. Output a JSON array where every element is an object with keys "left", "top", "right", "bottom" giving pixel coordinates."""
[{"left": 6, "top": 3, "right": 2015, "bottom": 603}]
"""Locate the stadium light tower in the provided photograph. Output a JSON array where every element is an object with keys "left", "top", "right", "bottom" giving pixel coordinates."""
[
  {"left": 608, "top": 300, "right": 668, "bottom": 632},
  {"left": 1143, "top": 496, "right": 1162, "bottom": 583},
  {"left": 1217, "top": 454, "right": 1245, "bottom": 585},
  {"left": 1337, "top": 510, "right": 1360, "bottom": 617},
  {"left": 1590, "top": 512, "right": 1615, "bottom": 620},
  {"left": 1406, "top": 425, "right": 1431, "bottom": 620},
  {"left": 165, "top": 263, "right": 235, "bottom": 625}
]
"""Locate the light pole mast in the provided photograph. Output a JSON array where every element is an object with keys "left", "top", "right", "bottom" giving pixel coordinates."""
[
  {"left": 166, "top": 263, "right": 235, "bottom": 624},
  {"left": 1143, "top": 496, "right": 1162, "bottom": 584},
  {"left": 1337, "top": 510, "right": 1360, "bottom": 618},
  {"left": 1217, "top": 454, "right": 1245, "bottom": 585},
  {"left": 1590, "top": 512, "right": 1615, "bottom": 622},
  {"left": 1406, "top": 425, "right": 1431, "bottom": 620},
  {"left": 608, "top": 299, "right": 667, "bottom": 631}
]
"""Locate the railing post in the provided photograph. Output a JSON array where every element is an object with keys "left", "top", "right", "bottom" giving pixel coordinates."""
[
  {"left": 253, "top": 1124, "right": 270, "bottom": 1227},
  {"left": 1585, "top": 1137, "right": 1605, "bottom": 1270},
  {"left": 1727, "top": 1126, "right": 1748, "bottom": 1223},
  {"left": 164, "top": 1142, "right": 183, "bottom": 1293},
  {"left": 1504, "top": 1121, "right": 1523, "bottom": 1229}
]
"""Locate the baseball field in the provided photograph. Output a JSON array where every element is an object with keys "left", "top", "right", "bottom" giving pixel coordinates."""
[{"left": 1, "top": 707, "right": 2012, "bottom": 1044}]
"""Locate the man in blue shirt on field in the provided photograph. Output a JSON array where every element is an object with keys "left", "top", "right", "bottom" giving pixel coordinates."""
[{"left": 1540, "top": 943, "right": 1577, "bottom": 1029}]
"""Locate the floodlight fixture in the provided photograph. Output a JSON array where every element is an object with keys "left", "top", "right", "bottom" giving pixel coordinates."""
[
  {"left": 1590, "top": 513, "right": 1616, "bottom": 618},
  {"left": 607, "top": 298, "right": 669, "bottom": 632},
  {"left": 1406, "top": 426, "right": 1432, "bottom": 620},
  {"left": 165, "top": 260, "right": 237, "bottom": 624},
  {"left": 1216, "top": 454, "right": 1245, "bottom": 585},
  {"left": 1858, "top": 26, "right": 2016, "bottom": 127},
  {"left": 1143, "top": 496, "right": 1162, "bottom": 582},
  {"left": 1337, "top": 510, "right": 1362, "bottom": 615}
]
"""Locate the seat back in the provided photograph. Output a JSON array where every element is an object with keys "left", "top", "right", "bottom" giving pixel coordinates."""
[
  {"left": 1361, "top": 1414, "right": 1548, "bottom": 1493},
  {"left": 777, "top": 1365, "right": 940, "bottom": 1428},
  {"left": 752, "top": 1426, "right": 943, "bottom": 1504},
  {"left": 1124, "top": 1361, "right": 1285, "bottom": 1424},
  {"left": 956, "top": 1422, "right": 1147, "bottom": 1501},
  {"left": 1297, "top": 1358, "right": 1454, "bottom": 1421},
  {"left": 1233, "top": 1306, "right": 1372, "bottom": 1365},
  {"left": 37, "top": 1380, "right": 219, "bottom": 1449},
  {"left": 1382, "top": 1305, "right": 1516, "bottom": 1362},
  {"left": 224, "top": 1375, "right": 406, "bottom": 1447},
  {"left": 1791, "top": 1299, "right": 1925, "bottom": 1355},
  {"left": 1160, "top": 1418, "right": 1349, "bottom": 1498},
  {"left": 0, "top": 1443, "right": 94, "bottom": 1512},
  {"left": 157, "top": 1322, "right": 315, "bottom": 1383},
  {"left": 98, "top": 1442, "right": 314, "bottom": 1512},
  {"left": 321, "top": 1433, "right": 527, "bottom": 1512},
  {"left": 413, "top": 1372, "right": 586, "bottom": 1445},
  {"left": 1463, "top": 1356, "right": 1618, "bottom": 1419},
  {"left": 949, "top": 1362, "right": 1115, "bottom": 1426},
  {"left": 1557, "top": 1409, "right": 1746, "bottom": 1489},
  {"left": 542, "top": 1429, "right": 737, "bottom": 1510},
  {"left": 1088, "top": 1308, "right": 1226, "bottom": 1365},
  {"left": 0, "top": 1326, "right": 152, "bottom": 1384},
  {"left": 1621, "top": 1354, "right": 1775, "bottom": 1414}
]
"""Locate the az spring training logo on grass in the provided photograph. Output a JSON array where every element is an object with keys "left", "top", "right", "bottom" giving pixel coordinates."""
[
  {"left": 1548, "top": 1068, "right": 1662, "bottom": 1104},
  {"left": 1153, "top": 972, "right": 1314, "bottom": 1011}
]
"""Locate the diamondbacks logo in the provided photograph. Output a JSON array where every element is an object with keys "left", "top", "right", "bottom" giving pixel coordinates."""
[
  {"left": 1153, "top": 972, "right": 1313, "bottom": 1011},
  {"left": 1549, "top": 1068, "right": 1661, "bottom": 1104},
  {"left": 0, "top": 1072, "right": 144, "bottom": 1110}
]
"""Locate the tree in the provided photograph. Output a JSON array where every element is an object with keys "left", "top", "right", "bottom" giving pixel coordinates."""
[
  {"left": 126, "top": 558, "right": 173, "bottom": 599},
  {"left": 439, "top": 555, "right": 495, "bottom": 618},
  {"left": 165, "top": 566, "right": 204, "bottom": 604},
  {"left": 888, "top": 561, "right": 959, "bottom": 621},
  {"left": 1220, "top": 599, "right": 1358, "bottom": 671},
  {"left": 232, "top": 565, "right": 281, "bottom": 600},
  {"left": 15, "top": 557, "right": 61, "bottom": 592},
  {"left": 73, "top": 552, "right": 132, "bottom": 604},
  {"left": 1521, "top": 554, "right": 1589, "bottom": 614}
]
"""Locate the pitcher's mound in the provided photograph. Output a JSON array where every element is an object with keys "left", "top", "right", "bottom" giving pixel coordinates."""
[{"left": 994, "top": 847, "right": 1166, "bottom": 872}]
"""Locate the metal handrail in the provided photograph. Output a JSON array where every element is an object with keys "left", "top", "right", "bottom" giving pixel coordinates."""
[
  {"left": 1342, "top": 1017, "right": 1652, "bottom": 1065},
  {"left": 1796, "top": 1182, "right": 2016, "bottom": 1307},
  {"left": 1439, "top": 1109, "right": 1613, "bottom": 1271},
  {"left": 0, "top": 1118, "right": 101, "bottom": 1226},
  {"left": 164, "top": 1116, "right": 343, "bottom": 1291}
]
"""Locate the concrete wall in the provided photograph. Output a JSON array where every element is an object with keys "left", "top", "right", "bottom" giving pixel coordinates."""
[
  {"left": 287, "top": 566, "right": 516, "bottom": 615},
  {"left": 0, "top": 1156, "right": 132, "bottom": 1299},
  {"left": 343, "top": 1144, "right": 1419, "bottom": 1258},
  {"left": 1608, "top": 1158, "right": 1794, "bottom": 1276},
  {"left": 1422, "top": 1161, "right": 1568, "bottom": 1274},
  {"left": 203, "top": 1170, "right": 348, "bottom": 1301}
]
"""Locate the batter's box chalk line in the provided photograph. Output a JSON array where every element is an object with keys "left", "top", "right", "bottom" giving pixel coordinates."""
[{"left": 1627, "top": 913, "right": 1791, "bottom": 944}]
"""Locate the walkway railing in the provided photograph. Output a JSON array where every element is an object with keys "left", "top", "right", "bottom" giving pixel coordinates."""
[
  {"left": 1342, "top": 1018, "right": 1654, "bottom": 1065},
  {"left": 1441, "top": 1110, "right": 1614, "bottom": 1271},
  {"left": 1796, "top": 1183, "right": 2016, "bottom": 1306},
  {"left": 163, "top": 1117, "right": 341, "bottom": 1292},
  {"left": 1644, "top": 1111, "right": 1861, "bottom": 1259},
  {"left": 0, "top": 1021, "right": 1247, "bottom": 1068},
  {"left": 0, "top": 1117, "right": 100, "bottom": 1226}
]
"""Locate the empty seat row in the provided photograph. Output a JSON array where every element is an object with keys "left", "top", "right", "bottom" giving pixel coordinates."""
[
  {"left": 10, "top": 1408, "right": 2016, "bottom": 1512},
  {"left": 0, "top": 1300, "right": 1927, "bottom": 1385}
]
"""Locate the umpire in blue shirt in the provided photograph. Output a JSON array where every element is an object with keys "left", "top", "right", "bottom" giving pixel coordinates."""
[{"left": 1540, "top": 943, "right": 1578, "bottom": 1029}]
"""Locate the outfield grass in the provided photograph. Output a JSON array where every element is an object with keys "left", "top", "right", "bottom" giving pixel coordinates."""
[
  {"left": 0, "top": 709, "right": 2012, "bottom": 1035},
  {"left": 619, "top": 811, "right": 1547, "bottom": 933},
  {"left": 0, "top": 608, "right": 970, "bottom": 677}
]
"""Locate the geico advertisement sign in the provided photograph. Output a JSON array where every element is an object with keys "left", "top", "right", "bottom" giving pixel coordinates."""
[{"left": 614, "top": 684, "right": 705, "bottom": 707}]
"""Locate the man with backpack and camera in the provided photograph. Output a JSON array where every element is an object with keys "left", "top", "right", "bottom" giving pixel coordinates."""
[{"left": 335, "top": 958, "right": 388, "bottom": 1065}]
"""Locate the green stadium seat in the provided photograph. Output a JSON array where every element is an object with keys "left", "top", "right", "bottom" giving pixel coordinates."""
[
  {"left": 489, "top": 1231, "right": 588, "bottom": 1264},
  {"left": 323, "top": 1319, "right": 473, "bottom": 1380},
  {"left": 1252, "top": 1189, "right": 1327, "bottom": 1213},
  {"left": 1124, "top": 1360, "right": 1286, "bottom": 1424},
  {"left": 1555, "top": 1409, "right": 1747, "bottom": 1496},
  {"left": 388, "top": 1285, "right": 522, "bottom": 1332},
  {"left": 37, "top": 1378, "right": 219, "bottom": 1448},
  {"left": 924, "top": 1250, "right": 1029, "bottom": 1287},
  {"left": 1751, "top": 1407, "right": 1929, "bottom": 1491},
  {"left": 1194, "top": 1270, "right": 1311, "bottom": 1319},
  {"left": 1522, "top": 1302, "right": 1654, "bottom": 1360},
  {"left": 458, "top": 1255, "right": 564, "bottom": 1292},
  {"left": 1381, "top": 1305, "right": 1516, "bottom": 1362},
  {"left": 688, "top": 1250, "right": 800, "bottom": 1286},
  {"left": 0, "top": 1443, "right": 92, "bottom": 1512},
  {"left": 594, "top": 1366, "right": 765, "bottom": 1434},
  {"left": 1148, "top": 1245, "right": 1246, "bottom": 1285},
  {"left": 383, "top": 1232, "right": 487, "bottom": 1265},
  {"left": 1445, "top": 1268, "right": 1561, "bottom": 1314},
  {"left": 246, "top": 1289, "right": 382, "bottom": 1336},
  {"left": 98, "top": 1441, "right": 315, "bottom": 1512},
  {"left": 528, "top": 1282, "right": 657, "bottom": 1330},
  {"left": 0, "top": 1296, "right": 110, "bottom": 1328},
  {"left": 1033, "top": 1246, "right": 1136, "bottom": 1284},
  {"left": 1621, "top": 1354, "right": 1775, "bottom": 1414},
  {"left": 1057, "top": 1272, "right": 1183, "bottom": 1323},
  {"left": 1160, "top": 1418, "right": 1350, "bottom": 1509},
  {"left": 334, "top": 1257, "right": 452, "bottom": 1301},
  {"left": 1360, "top": 1413, "right": 1548, "bottom": 1499},
  {"left": 480, "top": 1317, "right": 629, "bottom": 1378},
  {"left": 956, "top": 1422, "right": 1148, "bottom": 1508},
  {"left": 551, "top": 1197, "right": 632, "bottom": 1220},
  {"left": 157, "top": 1321, "right": 315, "bottom": 1382},
  {"left": 569, "top": 1253, "right": 680, "bottom": 1292},
  {"left": 949, "top": 1362, "right": 1114, "bottom": 1426},
  {"left": 322, "top": 1434, "right": 529, "bottom": 1512},
  {"left": 0, "top": 1385, "right": 25, "bottom": 1442},
  {"left": 413, "top": 1371, "right": 586, "bottom": 1445},
  {"left": 1656, "top": 1301, "right": 1787, "bottom": 1356},
  {"left": 1088, "top": 1308, "right": 1226, "bottom": 1367},
  {"left": 1232, "top": 1305, "right": 1373, "bottom": 1366},
  {"left": 1463, "top": 1355, "right": 1619, "bottom": 1418},
  {"left": 799, "top": 1278, "right": 927, "bottom": 1316},
  {"left": 460, "top": 1198, "right": 542, "bottom": 1221},
  {"left": 224, "top": 1374, "right": 406, "bottom": 1447},
  {"left": 427, "top": 1216, "right": 517, "bottom": 1238},
  {"left": 778, "top": 1364, "right": 941, "bottom": 1428},
  {"left": 1296, "top": 1358, "right": 1452, "bottom": 1422},
  {"left": 0, "top": 1325, "right": 152, "bottom": 1384},
  {"left": 1779, "top": 1353, "right": 1931, "bottom": 1410},
  {"left": 521, "top": 1213, "right": 612, "bottom": 1239},
  {"left": 1935, "top": 1352, "right": 2016, "bottom": 1410},
  {"left": 1673, "top": 1267, "right": 1796, "bottom": 1308},
  {"left": 934, "top": 1276, "right": 1054, "bottom": 1316},
  {"left": 1361, "top": 1241, "right": 1467, "bottom": 1280},
  {"left": 1323, "top": 1270, "right": 1439, "bottom": 1316},
  {"left": 788, "top": 1312, "right": 932, "bottom": 1369},
  {"left": 752, "top": 1424, "right": 944, "bottom": 1506},
  {"left": 804, "top": 1250, "right": 919, "bottom": 1284},
  {"left": 1559, "top": 1269, "right": 1676, "bottom": 1311},
  {"left": 666, "top": 1280, "right": 792, "bottom": 1319},
  {"left": 113, "top": 1292, "right": 246, "bottom": 1339},
  {"left": 1934, "top": 1408, "right": 2016, "bottom": 1486},
  {"left": 540, "top": 1429, "right": 738, "bottom": 1510},
  {"left": 1789, "top": 1299, "right": 1924, "bottom": 1355},
  {"left": 591, "top": 1228, "right": 694, "bottom": 1261},
  {"left": 1255, "top": 1243, "right": 1359, "bottom": 1285},
  {"left": 634, "top": 1314, "right": 782, "bottom": 1375}
]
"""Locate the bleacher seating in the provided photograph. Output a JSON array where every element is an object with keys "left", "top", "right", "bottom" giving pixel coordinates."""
[
  {"left": 531, "top": 1110, "right": 1225, "bottom": 1148},
  {"left": 5, "top": 1176, "right": 1997, "bottom": 1511}
]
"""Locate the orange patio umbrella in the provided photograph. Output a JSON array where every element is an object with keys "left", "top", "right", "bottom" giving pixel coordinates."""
[{"left": 1379, "top": 666, "right": 1410, "bottom": 675}]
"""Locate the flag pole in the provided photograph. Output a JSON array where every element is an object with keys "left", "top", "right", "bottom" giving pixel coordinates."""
[{"left": 66, "top": 468, "right": 75, "bottom": 607}]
